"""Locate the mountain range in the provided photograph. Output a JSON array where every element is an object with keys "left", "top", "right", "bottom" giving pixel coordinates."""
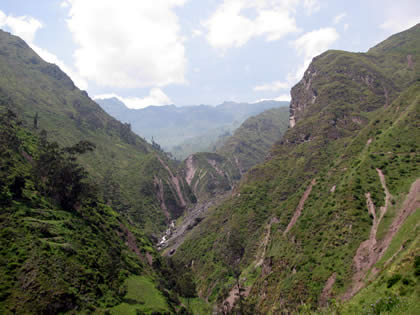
[
  {"left": 0, "top": 22, "right": 419, "bottom": 315},
  {"left": 96, "top": 97, "right": 288, "bottom": 159}
]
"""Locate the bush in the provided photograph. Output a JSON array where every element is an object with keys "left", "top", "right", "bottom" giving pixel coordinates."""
[
  {"left": 387, "top": 274, "right": 402, "bottom": 288},
  {"left": 414, "top": 256, "right": 420, "bottom": 277}
]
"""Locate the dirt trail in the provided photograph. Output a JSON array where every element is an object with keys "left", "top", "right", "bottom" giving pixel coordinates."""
[
  {"left": 255, "top": 217, "right": 279, "bottom": 267},
  {"left": 343, "top": 169, "right": 390, "bottom": 299},
  {"left": 185, "top": 155, "right": 197, "bottom": 186},
  {"left": 284, "top": 179, "right": 316, "bottom": 235},
  {"left": 343, "top": 173, "right": 420, "bottom": 300},
  {"left": 224, "top": 284, "right": 251, "bottom": 312},
  {"left": 375, "top": 178, "right": 420, "bottom": 262},
  {"left": 319, "top": 272, "right": 337, "bottom": 307},
  {"left": 376, "top": 168, "right": 392, "bottom": 223}
]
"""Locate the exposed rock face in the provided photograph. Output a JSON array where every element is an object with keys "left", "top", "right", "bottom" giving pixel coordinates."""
[
  {"left": 289, "top": 63, "right": 318, "bottom": 128},
  {"left": 289, "top": 51, "right": 400, "bottom": 129}
]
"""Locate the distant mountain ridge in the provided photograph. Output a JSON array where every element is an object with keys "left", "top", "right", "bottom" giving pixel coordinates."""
[{"left": 96, "top": 97, "right": 288, "bottom": 159}]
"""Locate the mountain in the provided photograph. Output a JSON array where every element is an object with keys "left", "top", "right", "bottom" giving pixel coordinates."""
[
  {"left": 0, "top": 29, "right": 208, "bottom": 314},
  {"left": 181, "top": 106, "right": 290, "bottom": 202},
  {"left": 171, "top": 24, "right": 420, "bottom": 313},
  {"left": 160, "top": 106, "right": 290, "bottom": 259},
  {"left": 0, "top": 29, "right": 194, "bottom": 237},
  {"left": 217, "top": 106, "right": 290, "bottom": 174},
  {"left": 0, "top": 109, "right": 205, "bottom": 314},
  {"left": 96, "top": 97, "right": 288, "bottom": 159}
]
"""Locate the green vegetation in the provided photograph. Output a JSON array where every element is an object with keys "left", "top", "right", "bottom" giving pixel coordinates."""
[
  {"left": 0, "top": 108, "right": 203, "bottom": 314},
  {"left": 217, "top": 106, "right": 290, "bottom": 173},
  {"left": 0, "top": 110, "right": 151, "bottom": 313},
  {"left": 173, "top": 23, "right": 420, "bottom": 313},
  {"left": 1, "top": 21, "right": 419, "bottom": 315},
  {"left": 109, "top": 276, "right": 170, "bottom": 314},
  {"left": 0, "top": 29, "right": 193, "bottom": 236}
]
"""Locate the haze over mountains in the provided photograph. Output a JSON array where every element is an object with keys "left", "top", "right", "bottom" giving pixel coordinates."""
[
  {"left": 96, "top": 97, "right": 288, "bottom": 159},
  {"left": 0, "top": 20, "right": 419, "bottom": 315}
]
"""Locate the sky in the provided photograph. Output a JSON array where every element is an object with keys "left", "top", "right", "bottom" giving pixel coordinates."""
[{"left": 0, "top": 0, "right": 419, "bottom": 108}]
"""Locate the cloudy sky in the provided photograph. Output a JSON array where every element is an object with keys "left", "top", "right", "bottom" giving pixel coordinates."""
[{"left": 0, "top": 0, "right": 419, "bottom": 108}]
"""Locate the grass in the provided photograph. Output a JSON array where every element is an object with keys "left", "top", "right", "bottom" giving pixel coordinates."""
[
  {"left": 180, "top": 297, "right": 212, "bottom": 315},
  {"left": 109, "top": 276, "right": 170, "bottom": 315}
]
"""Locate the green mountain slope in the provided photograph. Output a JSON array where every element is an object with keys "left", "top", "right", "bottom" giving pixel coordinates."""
[
  {"left": 159, "top": 106, "right": 289, "bottom": 256},
  {"left": 96, "top": 97, "right": 288, "bottom": 160},
  {"left": 0, "top": 29, "right": 193, "bottom": 236},
  {"left": 217, "top": 106, "right": 290, "bottom": 175},
  {"left": 180, "top": 106, "right": 289, "bottom": 202},
  {"left": 172, "top": 24, "right": 420, "bottom": 313},
  {"left": 0, "top": 111, "right": 197, "bottom": 314}
]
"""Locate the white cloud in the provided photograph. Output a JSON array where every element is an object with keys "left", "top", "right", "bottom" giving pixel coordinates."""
[
  {"left": 32, "top": 45, "right": 88, "bottom": 89},
  {"left": 333, "top": 13, "right": 346, "bottom": 25},
  {"left": 203, "top": 0, "right": 300, "bottom": 50},
  {"left": 94, "top": 88, "right": 172, "bottom": 109},
  {"left": 380, "top": 1, "right": 420, "bottom": 34},
  {"left": 254, "top": 80, "right": 290, "bottom": 92},
  {"left": 60, "top": 1, "right": 70, "bottom": 8},
  {"left": 292, "top": 27, "right": 339, "bottom": 80},
  {"left": 0, "top": 13, "right": 43, "bottom": 43},
  {"left": 303, "top": 0, "right": 321, "bottom": 16},
  {"left": 253, "top": 93, "right": 291, "bottom": 103},
  {"left": 192, "top": 29, "right": 203, "bottom": 37},
  {"left": 65, "top": 0, "right": 187, "bottom": 89},
  {"left": 0, "top": 10, "right": 88, "bottom": 89}
]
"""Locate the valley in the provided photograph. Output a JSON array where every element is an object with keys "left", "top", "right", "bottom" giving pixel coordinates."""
[{"left": 0, "top": 15, "right": 419, "bottom": 315}]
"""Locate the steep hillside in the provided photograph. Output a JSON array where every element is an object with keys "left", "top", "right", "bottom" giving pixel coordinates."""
[
  {"left": 172, "top": 24, "right": 420, "bottom": 313},
  {"left": 0, "top": 29, "right": 193, "bottom": 236},
  {"left": 96, "top": 97, "right": 287, "bottom": 159},
  {"left": 0, "top": 111, "right": 198, "bottom": 314},
  {"left": 159, "top": 107, "right": 289, "bottom": 256},
  {"left": 217, "top": 106, "right": 289, "bottom": 175},
  {"left": 180, "top": 106, "right": 289, "bottom": 201}
]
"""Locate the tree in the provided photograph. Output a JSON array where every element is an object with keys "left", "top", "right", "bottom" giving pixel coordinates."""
[
  {"left": 33, "top": 112, "right": 39, "bottom": 129},
  {"left": 34, "top": 139, "right": 96, "bottom": 211}
]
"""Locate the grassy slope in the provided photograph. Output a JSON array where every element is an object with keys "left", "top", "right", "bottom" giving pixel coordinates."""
[
  {"left": 109, "top": 276, "right": 170, "bottom": 314},
  {"left": 0, "top": 29, "right": 192, "bottom": 235},
  {"left": 217, "top": 106, "right": 290, "bottom": 174},
  {"left": 172, "top": 24, "right": 420, "bottom": 312},
  {"left": 0, "top": 115, "right": 173, "bottom": 314}
]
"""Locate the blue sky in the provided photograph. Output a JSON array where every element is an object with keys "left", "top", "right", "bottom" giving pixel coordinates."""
[{"left": 0, "top": 0, "right": 419, "bottom": 108}]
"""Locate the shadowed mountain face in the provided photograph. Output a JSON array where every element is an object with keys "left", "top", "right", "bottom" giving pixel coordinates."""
[
  {"left": 172, "top": 24, "right": 420, "bottom": 313},
  {"left": 96, "top": 97, "right": 288, "bottom": 159},
  {"left": 0, "top": 29, "right": 194, "bottom": 236}
]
